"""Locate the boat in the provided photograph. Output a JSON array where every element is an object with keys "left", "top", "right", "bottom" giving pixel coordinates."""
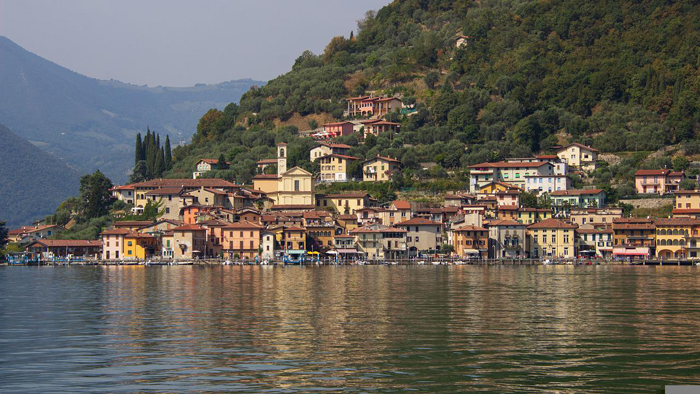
[{"left": 417, "top": 260, "right": 426, "bottom": 265}]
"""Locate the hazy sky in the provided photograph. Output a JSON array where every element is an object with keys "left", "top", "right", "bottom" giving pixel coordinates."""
[{"left": 0, "top": 0, "right": 391, "bottom": 87}]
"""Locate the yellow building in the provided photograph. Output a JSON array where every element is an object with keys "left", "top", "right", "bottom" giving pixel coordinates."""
[
  {"left": 316, "top": 192, "right": 374, "bottom": 215},
  {"left": 673, "top": 190, "right": 700, "bottom": 217},
  {"left": 478, "top": 181, "right": 523, "bottom": 194},
  {"left": 527, "top": 218, "right": 577, "bottom": 258},
  {"left": 556, "top": 143, "right": 598, "bottom": 171},
  {"left": 517, "top": 208, "right": 553, "bottom": 225},
  {"left": 127, "top": 178, "right": 239, "bottom": 213},
  {"left": 655, "top": 218, "right": 700, "bottom": 259},
  {"left": 362, "top": 155, "right": 401, "bottom": 182},
  {"left": 318, "top": 154, "right": 359, "bottom": 183},
  {"left": 310, "top": 142, "right": 352, "bottom": 162},
  {"left": 452, "top": 225, "right": 489, "bottom": 258},
  {"left": 123, "top": 233, "right": 158, "bottom": 260},
  {"left": 253, "top": 143, "right": 315, "bottom": 207}
]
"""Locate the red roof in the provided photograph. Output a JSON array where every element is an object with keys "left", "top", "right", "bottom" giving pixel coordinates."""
[
  {"left": 252, "top": 174, "right": 279, "bottom": 179},
  {"left": 635, "top": 169, "right": 671, "bottom": 176},
  {"left": 172, "top": 224, "right": 206, "bottom": 232},
  {"left": 100, "top": 229, "right": 131, "bottom": 236},
  {"left": 392, "top": 200, "right": 411, "bottom": 210},
  {"left": 224, "top": 220, "right": 263, "bottom": 229},
  {"left": 319, "top": 142, "right": 352, "bottom": 149},
  {"left": 114, "top": 221, "right": 153, "bottom": 227},
  {"left": 284, "top": 226, "right": 306, "bottom": 232},
  {"left": 527, "top": 218, "right": 577, "bottom": 229},
  {"left": 256, "top": 158, "right": 278, "bottom": 165}
]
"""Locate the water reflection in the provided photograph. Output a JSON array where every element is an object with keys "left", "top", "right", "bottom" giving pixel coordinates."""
[{"left": 1, "top": 265, "right": 700, "bottom": 392}]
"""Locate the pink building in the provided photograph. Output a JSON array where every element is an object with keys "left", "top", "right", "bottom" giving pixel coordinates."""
[
  {"left": 346, "top": 96, "right": 403, "bottom": 118},
  {"left": 634, "top": 169, "right": 685, "bottom": 195},
  {"left": 322, "top": 121, "right": 355, "bottom": 138}
]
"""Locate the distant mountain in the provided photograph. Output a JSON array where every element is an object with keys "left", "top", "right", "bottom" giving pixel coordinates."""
[
  {"left": 0, "top": 36, "right": 263, "bottom": 182},
  {"left": 0, "top": 123, "right": 80, "bottom": 228}
]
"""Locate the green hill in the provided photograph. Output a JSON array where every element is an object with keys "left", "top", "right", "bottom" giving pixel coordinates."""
[
  {"left": 0, "top": 36, "right": 263, "bottom": 182},
  {"left": 0, "top": 123, "right": 80, "bottom": 228},
  {"left": 164, "top": 1, "right": 700, "bottom": 192}
]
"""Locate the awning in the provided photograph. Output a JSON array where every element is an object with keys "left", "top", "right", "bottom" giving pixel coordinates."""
[
  {"left": 614, "top": 252, "right": 648, "bottom": 256},
  {"left": 326, "top": 251, "right": 338, "bottom": 255},
  {"left": 463, "top": 249, "right": 481, "bottom": 254},
  {"left": 336, "top": 248, "right": 363, "bottom": 254}
]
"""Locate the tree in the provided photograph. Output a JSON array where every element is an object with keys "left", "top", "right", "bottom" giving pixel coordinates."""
[
  {"left": 520, "top": 191, "right": 539, "bottom": 208},
  {"left": 673, "top": 156, "right": 690, "bottom": 172},
  {"left": 424, "top": 71, "right": 439, "bottom": 89},
  {"left": 308, "top": 119, "right": 319, "bottom": 130},
  {"left": 679, "top": 179, "right": 695, "bottom": 190},
  {"left": 129, "top": 160, "right": 148, "bottom": 183},
  {"left": 217, "top": 153, "right": 229, "bottom": 170},
  {"left": 164, "top": 135, "right": 172, "bottom": 170},
  {"left": 135, "top": 133, "right": 143, "bottom": 166},
  {"left": 79, "top": 170, "right": 113, "bottom": 219}
]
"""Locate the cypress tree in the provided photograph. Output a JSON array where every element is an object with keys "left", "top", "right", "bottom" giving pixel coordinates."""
[
  {"left": 217, "top": 153, "right": 229, "bottom": 170},
  {"left": 135, "top": 133, "right": 143, "bottom": 166},
  {"left": 155, "top": 148, "right": 164, "bottom": 178},
  {"left": 156, "top": 133, "right": 161, "bottom": 151},
  {"left": 164, "top": 135, "right": 172, "bottom": 170}
]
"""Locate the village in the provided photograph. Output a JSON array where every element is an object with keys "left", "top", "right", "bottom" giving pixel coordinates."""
[{"left": 5, "top": 94, "right": 700, "bottom": 265}]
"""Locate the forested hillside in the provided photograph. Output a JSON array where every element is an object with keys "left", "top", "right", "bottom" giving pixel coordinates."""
[
  {"left": 165, "top": 0, "right": 700, "bottom": 193},
  {"left": 0, "top": 123, "right": 80, "bottom": 228}
]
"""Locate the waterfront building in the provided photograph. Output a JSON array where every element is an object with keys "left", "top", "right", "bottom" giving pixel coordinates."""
[
  {"left": 171, "top": 224, "right": 207, "bottom": 260},
  {"left": 452, "top": 225, "right": 489, "bottom": 259},
  {"left": 100, "top": 228, "right": 129, "bottom": 260},
  {"left": 486, "top": 220, "right": 527, "bottom": 259},
  {"left": 527, "top": 218, "right": 577, "bottom": 258},
  {"left": 26, "top": 239, "right": 102, "bottom": 260},
  {"left": 654, "top": 218, "right": 700, "bottom": 259},
  {"left": 612, "top": 218, "right": 655, "bottom": 259},
  {"left": 123, "top": 232, "right": 158, "bottom": 259},
  {"left": 350, "top": 224, "right": 407, "bottom": 260},
  {"left": 221, "top": 221, "right": 264, "bottom": 259},
  {"left": 577, "top": 228, "right": 614, "bottom": 257},
  {"left": 260, "top": 230, "right": 277, "bottom": 261},
  {"left": 395, "top": 217, "right": 443, "bottom": 257}
]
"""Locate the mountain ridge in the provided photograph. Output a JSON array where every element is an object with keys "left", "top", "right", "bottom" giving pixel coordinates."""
[{"left": 0, "top": 36, "right": 264, "bottom": 182}]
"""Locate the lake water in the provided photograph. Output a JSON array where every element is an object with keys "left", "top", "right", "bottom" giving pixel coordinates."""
[{"left": 1, "top": 266, "right": 700, "bottom": 393}]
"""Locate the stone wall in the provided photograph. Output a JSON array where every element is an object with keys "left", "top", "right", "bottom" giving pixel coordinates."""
[{"left": 619, "top": 197, "right": 672, "bottom": 209}]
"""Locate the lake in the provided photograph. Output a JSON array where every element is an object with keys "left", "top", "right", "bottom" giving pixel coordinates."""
[{"left": 1, "top": 265, "right": 699, "bottom": 393}]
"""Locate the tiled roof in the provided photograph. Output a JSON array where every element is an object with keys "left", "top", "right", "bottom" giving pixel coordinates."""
[
  {"left": 28, "top": 239, "right": 102, "bottom": 247},
  {"left": 256, "top": 158, "right": 278, "bottom": 164},
  {"left": 363, "top": 155, "right": 401, "bottom": 164},
  {"left": 318, "top": 153, "right": 360, "bottom": 161},
  {"left": 655, "top": 218, "right": 700, "bottom": 226},
  {"left": 224, "top": 220, "right": 264, "bottom": 229},
  {"left": 100, "top": 229, "right": 131, "bottom": 236},
  {"left": 527, "top": 218, "right": 577, "bottom": 229},
  {"left": 323, "top": 121, "right": 354, "bottom": 126},
  {"left": 252, "top": 174, "right": 279, "bottom": 179},
  {"left": 172, "top": 224, "right": 206, "bottom": 232},
  {"left": 634, "top": 169, "right": 671, "bottom": 176},
  {"left": 392, "top": 200, "right": 411, "bottom": 210},
  {"left": 318, "top": 142, "right": 352, "bottom": 149},
  {"left": 113, "top": 221, "right": 153, "bottom": 227}
]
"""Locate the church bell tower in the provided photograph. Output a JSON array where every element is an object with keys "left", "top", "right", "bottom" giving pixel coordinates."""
[{"left": 277, "top": 143, "right": 287, "bottom": 175}]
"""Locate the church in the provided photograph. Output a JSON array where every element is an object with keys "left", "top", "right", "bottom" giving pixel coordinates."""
[{"left": 252, "top": 143, "right": 315, "bottom": 207}]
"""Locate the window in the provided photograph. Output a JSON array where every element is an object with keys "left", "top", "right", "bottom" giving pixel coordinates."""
[
  {"left": 294, "top": 180, "right": 300, "bottom": 191},
  {"left": 127, "top": 241, "right": 132, "bottom": 246}
]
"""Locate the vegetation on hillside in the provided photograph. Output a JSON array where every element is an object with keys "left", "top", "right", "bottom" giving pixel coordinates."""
[{"left": 160, "top": 0, "right": 700, "bottom": 195}]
